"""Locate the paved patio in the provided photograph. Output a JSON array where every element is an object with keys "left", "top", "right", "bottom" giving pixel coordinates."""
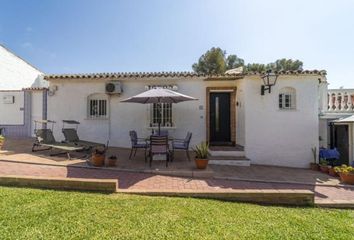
[
  {"left": 0, "top": 138, "right": 345, "bottom": 186},
  {"left": 0, "top": 138, "right": 353, "bottom": 206},
  {"left": 0, "top": 160, "right": 352, "bottom": 206},
  {"left": 0, "top": 138, "right": 206, "bottom": 174}
]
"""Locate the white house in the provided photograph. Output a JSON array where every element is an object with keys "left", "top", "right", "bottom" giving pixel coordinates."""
[
  {"left": 44, "top": 70, "right": 327, "bottom": 168},
  {"left": 0, "top": 44, "right": 47, "bottom": 137},
  {"left": 319, "top": 88, "right": 354, "bottom": 166}
]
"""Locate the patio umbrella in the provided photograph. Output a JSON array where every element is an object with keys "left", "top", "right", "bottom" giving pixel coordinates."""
[{"left": 121, "top": 88, "right": 198, "bottom": 134}]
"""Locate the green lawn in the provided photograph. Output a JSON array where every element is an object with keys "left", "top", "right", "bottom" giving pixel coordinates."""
[{"left": 0, "top": 187, "right": 352, "bottom": 240}]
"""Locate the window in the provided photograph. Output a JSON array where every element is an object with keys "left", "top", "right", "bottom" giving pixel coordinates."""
[
  {"left": 87, "top": 94, "right": 108, "bottom": 119},
  {"left": 279, "top": 87, "right": 296, "bottom": 110},
  {"left": 150, "top": 103, "right": 173, "bottom": 127}
]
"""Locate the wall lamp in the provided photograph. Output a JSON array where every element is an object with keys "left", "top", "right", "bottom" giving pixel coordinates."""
[{"left": 261, "top": 70, "right": 278, "bottom": 95}]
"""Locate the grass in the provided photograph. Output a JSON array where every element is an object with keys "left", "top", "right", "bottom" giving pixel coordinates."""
[{"left": 0, "top": 187, "right": 352, "bottom": 240}]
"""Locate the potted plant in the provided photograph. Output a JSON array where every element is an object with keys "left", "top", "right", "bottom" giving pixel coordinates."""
[
  {"left": 319, "top": 158, "right": 329, "bottom": 173},
  {"left": 107, "top": 155, "right": 117, "bottom": 167},
  {"left": 310, "top": 147, "right": 319, "bottom": 171},
  {"left": 328, "top": 166, "right": 338, "bottom": 177},
  {"left": 91, "top": 146, "right": 106, "bottom": 167},
  {"left": 0, "top": 135, "right": 4, "bottom": 150},
  {"left": 334, "top": 165, "right": 354, "bottom": 184},
  {"left": 192, "top": 142, "right": 209, "bottom": 170}
]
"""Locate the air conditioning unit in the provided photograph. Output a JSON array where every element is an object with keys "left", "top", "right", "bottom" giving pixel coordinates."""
[{"left": 105, "top": 81, "right": 122, "bottom": 94}]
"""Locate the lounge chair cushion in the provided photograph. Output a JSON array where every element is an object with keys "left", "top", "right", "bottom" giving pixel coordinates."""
[
  {"left": 63, "top": 128, "right": 103, "bottom": 147},
  {"left": 63, "top": 128, "right": 80, "bottom": 142},
  {"left": 36, "top": 129, "right": 56, "bottom": 144},
  {"left": 173, "top": 142, "right": 187, "bottom": 149},
  {"left": 41, "top": 142, "right": 83, "bottom": 151},
  {"left": 76, "top": 140, "right": 105, "bottom": 148}
]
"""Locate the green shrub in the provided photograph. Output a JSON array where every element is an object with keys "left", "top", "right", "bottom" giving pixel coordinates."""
[
  {"left": 319, "top": 158, "right": 328, "bottom": 166},
  {"left": 192, "top": 142, "right": 209, "bottom": 159}
]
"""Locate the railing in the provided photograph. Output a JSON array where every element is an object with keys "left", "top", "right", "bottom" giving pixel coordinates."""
[{"left": 327, "top": 89, "right": 354, "bottom": 112}]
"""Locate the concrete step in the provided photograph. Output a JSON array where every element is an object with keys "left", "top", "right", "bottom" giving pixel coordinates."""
[
  {"left": 208, "top": 149, "right": 245, "bottom": 157},
  {"left": 209, "top": 155, "right": 251, "bottom": 167}
]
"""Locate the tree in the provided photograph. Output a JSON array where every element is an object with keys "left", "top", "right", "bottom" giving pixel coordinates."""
[
  {"left": 245, "top": 58, "right": 303, "bottom": 72},
  {"left": 226, "top": 54, "right": 245, "bottom": 70},
  {"left": 192, "top": 47, "right": 227, "bottom": 74},
  {"left": 245, "top": 63, "right": 266, "bottom": 72},
  {"left": 273, "top": 58, "right": 303, "bottom": 71},
  {"left": 192, "top": 47, "right": 303, "bottom": 74}
]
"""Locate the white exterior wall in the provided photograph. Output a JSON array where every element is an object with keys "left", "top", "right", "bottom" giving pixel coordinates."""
[
  {"left": 319, "top": 119, "right": 329, "bottom": 148},
  {"left": 30, "top": 91, "right": 44, "bottom": 136},
  {"left": 0, "top": 91, "right": 24, "bottom": 125},
  {"left": 47, "top": 78, "right": 241, "bottom": 147},
  {"left": 243, "top": 75, "right": 320, "bottom": 168},
  {"left": 0, "top": 45, "right": 44, "bottom": 90},
  {"left": 47, "top": 74, "right": 322, "bottom": 168}
]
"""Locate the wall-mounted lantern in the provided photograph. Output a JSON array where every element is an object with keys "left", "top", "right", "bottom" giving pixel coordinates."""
[{"left": 261, "top": 70, "right": 278, "bottom": 95}]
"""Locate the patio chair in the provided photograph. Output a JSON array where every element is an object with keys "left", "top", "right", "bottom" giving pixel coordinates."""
[
  {"left": 149, "top": 135, "right": 170, "bottom": 167},
  {"left": 32, "top": 128, "right": 85, "bottom": 160},
  {"left": 172, "top": 132, "right": 192, "bottom": 161},
  {"left": 62, "top": 120, "right": 105, "bottom": 149},
  {"left": 129, "top": 130, "right": 149, "bottom": 161}
]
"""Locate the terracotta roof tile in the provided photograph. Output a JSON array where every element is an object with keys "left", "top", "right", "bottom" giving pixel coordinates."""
[
  {"left": 44, "top": 70, "right": 326, "bottom": 80},
  {"left": 22, "top": 87, "right": 48, "bottom": 91}
]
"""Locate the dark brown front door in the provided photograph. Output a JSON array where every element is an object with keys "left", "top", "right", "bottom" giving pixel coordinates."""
[
  {"left": 209, "top": 92, "right": 231, "bottom": 145},
  {"left": 332, "top": 125, "right": 349, "bottom": 165}
]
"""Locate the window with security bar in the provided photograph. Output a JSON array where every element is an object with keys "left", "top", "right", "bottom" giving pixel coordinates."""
[
  {"left": 150, "top": 103, "right": 173, "bottom": 127},
  {"left": 279, "top": 87, "right": 296, "bottom": 110},
  {"left": 87, "top": 94, "right": 108, "bottom": 119}
]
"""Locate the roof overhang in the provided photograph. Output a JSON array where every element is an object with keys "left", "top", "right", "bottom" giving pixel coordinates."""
[
  {"left": 333, "top": 115, "right": 354, "bottom": 123},
  {"left": 44, "top": 70, "right": 326, "bottom": 81}
]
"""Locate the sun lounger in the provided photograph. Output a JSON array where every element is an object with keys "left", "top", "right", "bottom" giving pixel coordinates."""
[
  {"left": 32, "top": 121, "right": 84, "bottom": 159},
  {"left": 62, "top": 120, "right": 105, "bottom": 148}
]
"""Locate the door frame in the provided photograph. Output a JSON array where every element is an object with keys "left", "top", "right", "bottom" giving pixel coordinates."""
[{"left": 206, "top": 87, "right": 236, "bottom": 145}]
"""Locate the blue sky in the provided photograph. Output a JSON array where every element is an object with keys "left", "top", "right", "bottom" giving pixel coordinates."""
[{"left": 0, "top": 0, "right": 354, "bottom": 88}]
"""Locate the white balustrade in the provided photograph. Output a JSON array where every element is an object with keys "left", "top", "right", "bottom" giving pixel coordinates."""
[{"left": 327, "top": 89, "right": 354, "bottom": 113}]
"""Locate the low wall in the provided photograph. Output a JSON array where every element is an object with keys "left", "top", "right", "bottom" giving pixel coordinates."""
[
  {"left": 0, "top": 175, "right": 117, "bottom": 193},
  {"left": 120, "top": 189, "right": 315, "bottom": 206}
]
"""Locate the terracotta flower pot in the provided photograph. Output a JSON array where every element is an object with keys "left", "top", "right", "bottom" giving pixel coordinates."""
[
  {"left": 195, "top": 158, "right": 209, "bottom": 169},
  {"left": 339, "top": 173, "right": 354, "bottom": 185},
  {"left": 319, "top": 165, "right": 329, "bottom": 174},
  {"left": 328, "top": 167, "right": 338, "bottom": 177},
  {"left": 310, "top": 163, "right": 319, "bottom": 171},
  {"left": 92, "top": 153, "right": 105, "bottom": 167},
  {"left": 107, "top": 157, "right": 117, "bottom": 167}
]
